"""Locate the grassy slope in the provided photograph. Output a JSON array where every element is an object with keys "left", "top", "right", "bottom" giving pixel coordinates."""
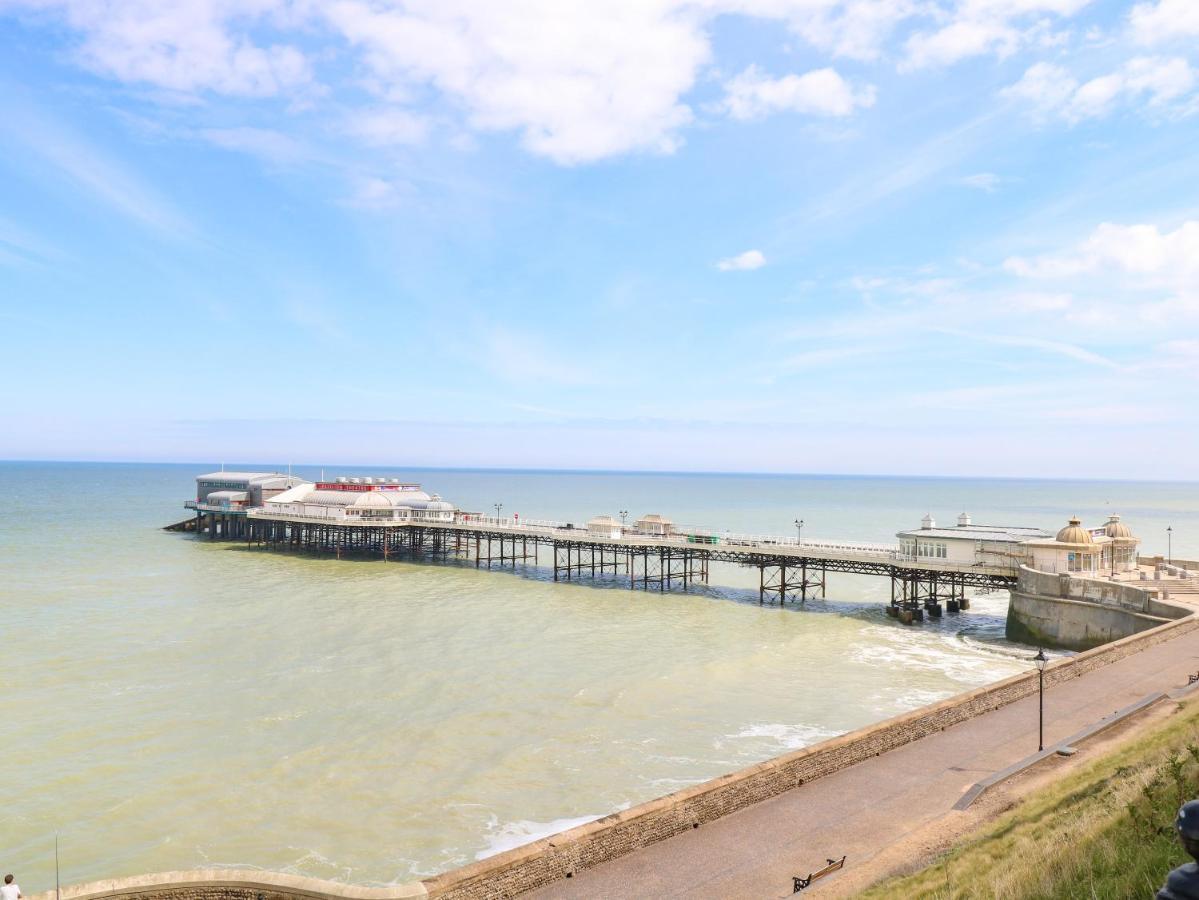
[{"left": 861, "top": 700, "right": 1199, "bottom": 899}]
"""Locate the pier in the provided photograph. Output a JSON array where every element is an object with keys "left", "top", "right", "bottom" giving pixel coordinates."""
[
  {"left": 177, "top": 472, "right": 1147, "bottom": 623},
  {"left": 242, "top": 512, "right": 1014, "bottom": 621}
]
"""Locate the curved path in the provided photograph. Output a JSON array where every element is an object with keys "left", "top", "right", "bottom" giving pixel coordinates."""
[{"left": 530, "top": 621, "right": 1199, "bottom": 900}]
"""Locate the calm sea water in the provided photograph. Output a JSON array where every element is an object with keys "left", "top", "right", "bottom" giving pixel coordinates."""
[{"left": 2, "top": 462, "right": 1195, "bottom": 888}]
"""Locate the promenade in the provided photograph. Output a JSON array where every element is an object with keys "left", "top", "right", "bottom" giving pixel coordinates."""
[{"left": 530, "top": 619, "right": 1199, "bottom": 900}]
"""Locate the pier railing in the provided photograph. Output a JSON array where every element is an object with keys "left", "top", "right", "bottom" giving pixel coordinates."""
[
  {"left": 242, "top": 509, "right": 1019, "bottom": 574},
  {"left": 455, "top": 516, "right": 903, "bottom": 559}
]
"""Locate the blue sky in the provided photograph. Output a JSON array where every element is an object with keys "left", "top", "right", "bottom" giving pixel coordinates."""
[{"left": 1, "top": 0, "right": 1197, "bottom": 478}]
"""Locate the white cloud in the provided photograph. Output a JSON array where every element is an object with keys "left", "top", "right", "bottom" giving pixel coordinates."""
[
  {"left": 1004, "top": 56, "right": 1197, "bottom": 121},
  {"left": 738, "top": 0, "right": 922, "bottom": 63},
  {"left": 902, "top": 0, "right": 1093, "bottom": 70},
  {"left": 0, "top": 0, "right": 912, "bottom": 166},
  {"left": 904, "top": 19, "right": 1020, "bottom": 70},
  {"left": 720, "top": 65, "right": 875, "bottom": 120},
  {"left": 1001, "top": 61, "right": 1079, "bottom": 115},
  {"left": 16, "top": 0, "right": 311, "bottom": 96},
  {"left": 0, "top": 0, "right": 1131, "bottom": 169},
  {"left": 346, "top": 176, "right": 410, "bottom": 210},
  {"left": 1006, "top": 220, "right": 1199, "bottom": 281},
  {"left": 322, "top": 0, "right": 708, "bottom": 165},
  {"left": 1005, "top": 221, "right": 1199, "bottom": 323},
  {"left": 717, "top": 249, "right": 767, "bottom": 271},
  {"left": 1131, "top": 0, "right": 1199, "bottom": 45}
]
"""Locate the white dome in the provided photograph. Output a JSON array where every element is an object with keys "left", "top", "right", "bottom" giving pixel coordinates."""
[{"left": 352, "top": 491, "right": 394, "bottom": 509}]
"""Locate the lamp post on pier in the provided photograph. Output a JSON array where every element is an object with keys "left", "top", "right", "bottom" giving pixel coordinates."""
[
  {"left": 1033, "top": 647, "right": 1048, "bottom": 752},
  {"left": 619, "top": 510, "right": 628, "bottom": 527},
  {"left": 794, "top": 519, "right": 804, "bottom": 546},
  {"left": 494, "top": 502, "right": 503, "bottom": 521},
  {"left": 1168, "top": 525, "right": 1173, "bottom": 565}
]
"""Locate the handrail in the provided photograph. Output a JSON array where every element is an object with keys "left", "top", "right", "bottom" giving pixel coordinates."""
[{"left": 237, "top": 508, "right": 1020, "bottom": 573}]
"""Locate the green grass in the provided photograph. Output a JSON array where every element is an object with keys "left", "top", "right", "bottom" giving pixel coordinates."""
[{"left": 862, "top": 701, "right": 1199, "bottom": 899}]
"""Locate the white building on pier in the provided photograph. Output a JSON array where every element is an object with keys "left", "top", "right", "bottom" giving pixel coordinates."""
[
  {"left": 896, "top": 513, "right": 1140, "bottom": 575},
  {"left": 261, "top": 476, "right": 456, "bottom": 523}
]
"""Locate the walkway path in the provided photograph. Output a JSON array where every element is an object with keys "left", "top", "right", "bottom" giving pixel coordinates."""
[{"left": 530, "top": 625, "right": 1199, "bottom": 900}]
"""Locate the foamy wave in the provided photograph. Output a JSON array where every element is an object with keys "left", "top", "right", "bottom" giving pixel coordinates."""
[
  {"left": 724, "top": 722, "right": 841, "bottom": 751},
  {"left": 849, "top": 625, "right": 1024, "bottom": 684},
  {"left": 475, "top": 814, "right": 604, "bottom": 860}
]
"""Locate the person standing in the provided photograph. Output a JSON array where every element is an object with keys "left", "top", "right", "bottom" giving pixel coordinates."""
[
  {"left": 1, "top": 874, "right": 21, "bottom": 900},
  {"left": 1158, "top": 800, "right": 1199, "bottom": 900}
]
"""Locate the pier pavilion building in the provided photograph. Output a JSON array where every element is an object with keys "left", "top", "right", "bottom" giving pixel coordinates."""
[
  {"left": 186, "top": 471, "right": 309, "bottom": 538},
  {"left": 1021, "top": 515, "right": 1140, "bottom": 575},
  {"left": 896, "top": 513, "right": 1140, "bottom": 575},
  {"left": 896, "top": 514, "right": 1052, "bottom": 567},
  {"left": 261, "top": 477, "right": 456, "bottom": 523}
]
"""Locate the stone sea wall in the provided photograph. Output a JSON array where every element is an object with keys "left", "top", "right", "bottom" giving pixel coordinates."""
[
  {"left": 36, "top": 608, "right": 1198, "bottom": 900},
  {"left": 1007, "top": 565, "right": 1191, "bottom": 651}
]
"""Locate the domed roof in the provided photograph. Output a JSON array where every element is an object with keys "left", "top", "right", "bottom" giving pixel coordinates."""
[
  {"left": 352, "top": 491, "right": 394, "bottom": 509},
  {"left": 1056, "top": 517, "right": 1093, "bottom": 544},
  {"left": 1104, "top": 514, "right": 1134, "bottom": 539}
]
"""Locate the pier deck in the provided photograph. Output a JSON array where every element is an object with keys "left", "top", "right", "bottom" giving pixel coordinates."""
[{"left": 233, "top": 511, "right": 1015, "bottom": 617}]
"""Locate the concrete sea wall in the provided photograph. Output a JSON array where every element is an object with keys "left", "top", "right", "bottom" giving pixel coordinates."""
[
  {"left": 35, "top": 609, "right": 1199, "bottom": 900},
  {"left": 1007, "top": 565, "right": 1191, "bottom": 651}
]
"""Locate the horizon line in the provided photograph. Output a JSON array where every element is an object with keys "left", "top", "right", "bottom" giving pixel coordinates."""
[{"left": 2, "top": 457, "right": 1197, "bottom": 486}]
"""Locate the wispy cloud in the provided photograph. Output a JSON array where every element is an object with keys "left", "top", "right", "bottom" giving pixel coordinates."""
[
  {"left": 959, "top": 172, "right": 1001, "bottom": 192},
  {"left": 0, "top": 216, "right": 62, "bottom": 266},
  {"left": 200, "top": 127, "right": 312, "bottom": 165},
  {"left": 1, "top": 91, "right": 196, "bottom": 239},
  {"left": 942, "top": 329, "right": 1122, "bottom": 369},
  {"left": 798, "top": 110, "right": 1001, "bottom": 225}
]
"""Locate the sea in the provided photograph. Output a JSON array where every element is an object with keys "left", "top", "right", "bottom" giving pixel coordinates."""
[{"left": 2, "top": 462, "right": 1195, "bottom": 889}]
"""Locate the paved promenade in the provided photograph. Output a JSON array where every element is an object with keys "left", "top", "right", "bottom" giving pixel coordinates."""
[{"left": 531, "top": 623, "right": 1199, "bottom": 900}]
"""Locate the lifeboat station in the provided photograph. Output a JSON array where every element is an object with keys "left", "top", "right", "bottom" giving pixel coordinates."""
[{"left": 184, "top": 471, "right": 307, "bottom": 539}]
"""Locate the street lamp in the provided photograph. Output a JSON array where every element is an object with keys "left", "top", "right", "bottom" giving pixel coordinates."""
[
  {"left": 1033, "top": 647, "right": 1048, "bottom": 752},
  {"left": 494, "top": 502, "right": 503, "bottom": 520},
  {"left": 794, "top": 518, "right": 804, "bottom": 546},
  {"left": 619, "top": 510, "right": 628, "bottom": 527},
  {"left": 1168, "top": 526, "right": 1173, "bottom": 565}
]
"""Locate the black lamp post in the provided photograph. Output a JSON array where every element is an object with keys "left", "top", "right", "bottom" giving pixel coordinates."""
[
  {"left": 1168, "top": 526, "right": 1173, "bottom": 565},
  {"left": 1034, "top": 648, "right": 1048, "bottom": 752},
  {"left": 619, "top": 510, "right": 628, "bottom": 527},
  {"left": 795, "top": 518, "right": 804, "bottom": 546},
  {"left": 494, "top": 502, "right": 503, "bottom": 520}
]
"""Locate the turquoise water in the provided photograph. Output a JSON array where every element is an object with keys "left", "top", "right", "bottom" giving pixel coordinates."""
[{"left": 1, "top": 462, "right": 1194, "bottom": 889}]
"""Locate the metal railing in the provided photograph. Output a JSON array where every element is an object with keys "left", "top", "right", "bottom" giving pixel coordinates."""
[{"left": 235, "top": 507, "right": 1019, "bottom": 572}]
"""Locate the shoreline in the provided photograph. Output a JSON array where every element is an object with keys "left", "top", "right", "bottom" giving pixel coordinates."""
[{"left": 32, "top": 607, "right": 1198, "bottom": 900}]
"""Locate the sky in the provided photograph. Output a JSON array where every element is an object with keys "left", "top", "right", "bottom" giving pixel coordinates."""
[{"left": 1, "top": 0, "right": 1197, "bottom": 479}]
